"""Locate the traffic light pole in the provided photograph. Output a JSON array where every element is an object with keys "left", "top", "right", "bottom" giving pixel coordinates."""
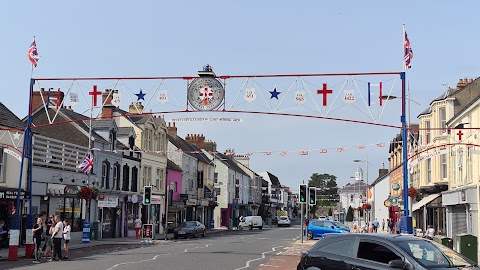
[{"left": 301, "top": 202, "right": 304, "bottom": 243}]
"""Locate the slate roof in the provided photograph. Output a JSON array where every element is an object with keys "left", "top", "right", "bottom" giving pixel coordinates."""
[
  {"left": 167, "top": 159, "right": 182, "bottom": 172},
  {"left": 59, "top": 108, "right": 108, "bottom": 143},
  {"left": 167, "top": 134, "right": 211, "bottom": 164},
  {"left": 215, "top": 152, "right": 248, "bottom": 177},
  {"left": 91, "top": 119, "right": 114, "bottom": 129},
  {"left": 0, "top": 102, "right": 26, "bottom": 129},
  {"left": 262, "top": 171, "right": 280, "bottom": 187},
  {"left": 114, "top": 108, "right": 150, "bottom": 125},
  {"left": 340, "top": 181, "right": 368, "bottom": 192},
  {"left": 117, "top": 127, "right": 135, "bottom": 136}
]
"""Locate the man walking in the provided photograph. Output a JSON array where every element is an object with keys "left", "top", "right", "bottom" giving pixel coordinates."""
[
  {"left": 372, "top": 219, "right": 379, "bottom": 233},
  {"left": 382, "top": 219, "right": 385, "bottom": 231},
  {"left": 50, "top": 215, "right": 63, "bottom": 261}
]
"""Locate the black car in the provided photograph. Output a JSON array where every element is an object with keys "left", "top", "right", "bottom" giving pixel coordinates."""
[
  {"left": 173, "top": 221, "right": 206, "bottom": 239},
  {"left": 298, "top": 234, "right": 478, "bottom": 270}
]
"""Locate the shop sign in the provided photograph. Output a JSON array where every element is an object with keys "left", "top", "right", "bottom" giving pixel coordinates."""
[
  {"left": 151, "top": 195, "right": 162, "bottom": 205},
  {"left": 201, "top": 199, "right": 209, "bottom": 206},
  {"left": 392, "top": 183, "right": 400, "bottom": 191},
  {"left": 186, "top": 199, "right": 197, "bottom": 206},
  {"left": 180, "top": 194, "right": 188, "bottom": 201},
  {"left": 0, "top": 190, "right": 26, "bottom": 200},
  {"left": 64, "top": 185, "right": 80, "bottom": 196},
  {"left": 126, "top": 194, "right": 141, "bottom": 203},
  {"left": 97, "top": 196, "right": 118, "bottom": 208},
  {"left": 170, "top": 201, "right": 185, "bottom": 211}
]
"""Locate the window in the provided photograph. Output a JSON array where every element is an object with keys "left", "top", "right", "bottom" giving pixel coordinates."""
[
  {"left": 452, "top": 149, "right": 457, "bottom": 185},
  {"left": 318, "top": 239, "right": 355, "bottom": 257},
  {"left": 426, "top": 159, "right": 431, "bottom": 184},
  {"left": 55, "top": 197, "right": 83, "bottom": 232},
  {"left": 131, "top": 166, "right": 138, "bottom": 192},
  {"left": 143, "top": 166, "right": 152, "bottom": 187},
  {"left": 441, "top": 154, "right": 447, "bottom": 179},
  {"left": 110, "top": 130, "right": 117, "bottom": 151},
  {"left": 0, "top": 148, "right": 4, "bottom": 183},
  {"left": 114, "top": 163, "right": 121, "bottom": 190},
  {"left": 458, "top": 149, "right": 463, "bottom": 184},
  {"left": 357, "top": 241, "right": 401, "bottom": 264},
  {"left": 156, "top": 168, "right": 164, "bottom": 191},
  {"left": 467, "top": 147, "right": 473, "bottom": 183},
  {"left": 122, "top": 164, "right": 130, "bottom": 191},
  {"left": 102, "top": 161, "right": 110, "bottom": 189},
  {"left": 439, "top": 107, "right": 446, "bottom": 134},
  {"left": 189, "top": 179, "right": 194, "bottom": 191},
  {"left": 425, "top": 121, "right": 430, "bottom": 144}
]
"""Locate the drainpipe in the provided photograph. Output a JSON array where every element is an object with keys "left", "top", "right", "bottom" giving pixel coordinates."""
[{"left": 465, "top": 203, "right": 470, "bottom": 234}]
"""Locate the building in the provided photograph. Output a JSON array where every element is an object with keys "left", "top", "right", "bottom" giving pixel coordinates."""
[
  {"left": 166, "top": 159, "right": 183, "bottom": 231},
  {"left": 339, "top": 167, "right": 368, "bottom": 221},
  {"left": 258, "top": 172, "right": 282, "bottom": 219},
  {"left": 368, "top": 168, "right": 390, "bottom": 226}
]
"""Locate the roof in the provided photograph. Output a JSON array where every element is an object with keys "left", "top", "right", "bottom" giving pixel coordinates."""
[
  {"left": 114, "top": 107, "right": 150, "bottom": 125},
  {"left": 215, "top": 152, "right": 249, "bottom": 177},
  {"left": 0, "top": 102, "right": 26, "bottom": 129},
  {"left": 167, "top": 159, "right": 182, "bottom": 172},
  {"left": 60, "top": 108, "right": 108, "bottom": 143},
  {"left": 446, "top": 77, "right": 480, "bottom": 125},
  {"left": 117, "top": 126, "right": 135, "bottom": 136},
  {"left": 340, "top": 181, "right": 368, "bottom": 192},
  {"left": 167, "top": 134, "right": 212, "bottom": 164},
  {"left": 260, "top": 171, "right": 281, "bottom": 187},
  {"left": 91, "top": 119, "right": 114, "bottom": 129}
]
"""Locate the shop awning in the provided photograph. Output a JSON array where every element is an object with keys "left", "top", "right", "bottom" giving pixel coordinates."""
[{"left": 412, "top": 193, "right": 441, "bottom": 212}]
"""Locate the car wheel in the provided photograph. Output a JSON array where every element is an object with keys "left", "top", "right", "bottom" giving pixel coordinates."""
[
  {"left": 174, "top": 235, "right": 178, "bottom": 239},
  {"left": 307, "top": 230, "right": 313, "bottom": 240},
  {"left": 306, "top": 267, "right": 321, "bottom": 270},
  {"left": 202, "top": 230, "right": 206, "bottom": 237},
  {"left": 249, "top": 225, "right": 253, "bottom": 230},
  {"left": 259, "top": 226, "right": 263, "bottom": 230}
]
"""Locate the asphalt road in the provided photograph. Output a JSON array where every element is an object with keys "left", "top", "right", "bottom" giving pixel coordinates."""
[{"left": 1, "top": 219, "right": 306, "bottom": 270}]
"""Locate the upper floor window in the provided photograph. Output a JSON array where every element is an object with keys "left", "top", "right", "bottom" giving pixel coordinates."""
[
  {"left": 113, "top": 163, "right": 121, "bottom": 190},
  {"left": 110, "top": 130, "right": 117, "bottom": 151},
  {"left": 102, "top": 161, "right": 110, "bottom": 189},
  {"left": 441, "top": 154, "right": 447, "bottom": 179},
  {"left": 439, "top": 107, "right": 446, "bottom": 133},
  {"left": 185, "top": 158, "right": 190, "bottom": 173},
  {"left": 0, "top": 148, "right": 4, "bottom": 183},
  {"left": 468, "top": 147, "right": 473, "bottom": 183},
  {"left": 425, "top": 121, "right": 431, "bottom": 144},
  {"left": 426, "top": 159, "right": 431, "bottom": 184},
  {"left": 131, "top": 166, "right": 138, "bottom": 192},
  {"left": 143, "top": 166, "right": 152, "bottom": 187},
  {"left": 458, "top": 149, "right": 463, "bottom": 184},
  {"left": 122, "top": 164, "right": 130, "bottom": 191},
  {"left": 451, "top": 149, "right": 457, "bottom": 185}
]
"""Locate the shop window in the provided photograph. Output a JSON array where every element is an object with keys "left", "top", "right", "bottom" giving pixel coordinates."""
[{"left": 54, "top": 197, "right": 83, "bottom": 232}]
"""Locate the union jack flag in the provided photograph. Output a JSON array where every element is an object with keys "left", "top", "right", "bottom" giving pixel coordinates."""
[
  {"left": 28, "top": 40, "right": 40, "bottom": 67},
  {"left": 79, "top": 152, "right": 94, "bottom": 174},
  {"left": 404, "top": 31, "right": 413, "bottom": 70}
]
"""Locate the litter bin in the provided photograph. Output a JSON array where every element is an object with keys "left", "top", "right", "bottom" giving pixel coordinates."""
[
  {"left": 432, "top": 235, "right": 453, "bottom": 249},
  {"left": 91, "top": 222, "right": 100, "bottom": 240},
  {"left": 454, "top": 234, "right": 477, "bottom": 263}
]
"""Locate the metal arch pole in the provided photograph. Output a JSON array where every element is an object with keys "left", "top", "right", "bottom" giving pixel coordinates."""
[{"left": 401, "top": 72, "right": 409, "bottom": 218}]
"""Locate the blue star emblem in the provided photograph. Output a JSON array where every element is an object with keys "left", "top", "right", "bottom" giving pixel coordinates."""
[
  {"left": 269, "top": 87, "right": 281, "bottom": 99},
  {"left": 135, "top": 90, "right": 146, "bottom": 101}
]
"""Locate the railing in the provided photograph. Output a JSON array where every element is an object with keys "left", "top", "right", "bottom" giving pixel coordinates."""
[{"left": 32, "top": 134, "right": 89, "bottom": 173}]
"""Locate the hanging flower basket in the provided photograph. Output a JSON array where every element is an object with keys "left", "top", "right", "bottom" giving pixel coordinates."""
[
  {"left": 356, "top": 206, "right": 362, "bottom": 212},
  {"left": 362, "top": 203, "right": 371, "bottom": 210},
  {"left": 77, "top": 186, "right": 99, "bottom": 200},
  {"left": 408, "top": 187, "right": 419, "bottom": 199}
]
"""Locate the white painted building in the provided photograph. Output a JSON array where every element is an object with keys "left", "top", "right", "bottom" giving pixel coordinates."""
[{"left": 368, "top": 168, "right": 390, "bottom": 227}]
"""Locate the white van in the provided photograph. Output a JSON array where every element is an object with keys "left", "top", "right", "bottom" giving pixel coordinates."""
[{"left": 240, "top": 216, "right": 263, "bottom": 230}]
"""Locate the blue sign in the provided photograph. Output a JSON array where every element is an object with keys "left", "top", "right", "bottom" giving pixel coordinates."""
[
  {"left": 82, "top": 222, "right": 91, "bottom": 243},
  {"left": 210, "top": 219, "right": 214, "bottom": 231}
]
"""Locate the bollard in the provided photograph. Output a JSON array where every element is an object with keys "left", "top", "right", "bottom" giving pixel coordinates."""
[
  {"left": 8, "top": 214, "right": 21, "bottom": 261},
  {"left": 25, "top": 214, "right": 35, "bottom": 259}
]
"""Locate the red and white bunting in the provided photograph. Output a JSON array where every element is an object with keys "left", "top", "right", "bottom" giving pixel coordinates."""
[
  {"left": 376, "top": 143, "right": 385, "bottom": 147},
  {"left": 263, "top": 152, "right": 272, "bottom": 156},
  {"left": 280, "top": 151, "right": 288, "bottom": 156},
  {"left": 356, "top": 145, "right": 365, "bottom": 150},
  {"left": 337, "top": 147, "right": 346, "bottom": 152},
  {"left": 317, "top": 149, "right": 328, "bottom": 154},
  {"left": 299, "top": 150, "right": 309, "bottom": 156}
]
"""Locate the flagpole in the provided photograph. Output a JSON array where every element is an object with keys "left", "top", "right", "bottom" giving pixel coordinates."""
[{"left": 403, "top": 24, "right": 406, "bottom": 72}]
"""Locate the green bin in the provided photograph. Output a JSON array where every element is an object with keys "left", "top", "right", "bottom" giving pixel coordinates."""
[
  {"left": 454, "top": 233, "right": 477, "bottom": 263},
  {"left": 432, "top": 235, "right": 453, "bottom": 249},
  {"left": 91, "top": 221, "right": 100, "bottom": 240}
]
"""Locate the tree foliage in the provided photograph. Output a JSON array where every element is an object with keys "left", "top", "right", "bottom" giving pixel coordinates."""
[
  {"left": 346, "top": 206, "right": 354, "bottom": 222},
  {"left": 308, "top": 173, "right": 339, "bottom": 207}
]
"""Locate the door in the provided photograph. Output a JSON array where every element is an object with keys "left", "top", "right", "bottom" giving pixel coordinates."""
[
  {"left": 348, "top": 240, "right": 403, "bottom": 270},
  {"left": 306, "top": 238, "right": 355, "bottom": 270}
]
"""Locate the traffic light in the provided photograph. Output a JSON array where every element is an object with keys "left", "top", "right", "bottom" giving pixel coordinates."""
[
  {"left": 299, "top": 184, "right": 307, "bottom": 203},
  {"left": 144, "top": 186, "right": 152, "bottom": 205},
  {"left": 309, "top": 187, "right": 316, "bottom": 205}
]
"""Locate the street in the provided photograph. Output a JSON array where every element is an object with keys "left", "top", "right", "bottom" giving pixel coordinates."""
[{"left": 0, "top": 219, "right": 313, "bottom": 270}]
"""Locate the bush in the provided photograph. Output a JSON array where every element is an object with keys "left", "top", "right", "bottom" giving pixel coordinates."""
[
  {"left": 328, "top": 208, "right": 333, "bottom": 216},
  {"left": 346, "top": 206, "right": 354, "bottom": 222}
]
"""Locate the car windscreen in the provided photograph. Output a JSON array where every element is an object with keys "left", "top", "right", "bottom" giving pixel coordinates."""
[
  {"left": 332, "top": 222, "right": 347, "bottom": 228},
  {"left": 279, "top": 217, "right": 288, "bottom": 220},
  {"left": 397, "top": 240, "right": 474, "bottom": 268},
  {"left": 180, "top": 221, "right": 197, "bottom": 228}
]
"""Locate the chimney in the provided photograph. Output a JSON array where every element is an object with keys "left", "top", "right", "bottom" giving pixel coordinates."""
[
  {"left": 31, "top": 88, "right": 65, "bottom": 113},
  {"left": 128, "top": 102, "right": 144, "bottom": 113},
  {"left": 456, "top": 78, "right": 468, "bottom": 89},
  {"left": 234, "top": 155, "right": 250, "bottom": 168},
  {"left": 205, "top": 140, "right": 217, "bottom": 152},
  {"left": 185, "top": 133, "right": 206, "bottom": 149},
  {"left": 102, "top": 89, "right": 116, "bottom": 119},
  {"left": 167, "top": 122, "right": 177, "bottom": 137}
]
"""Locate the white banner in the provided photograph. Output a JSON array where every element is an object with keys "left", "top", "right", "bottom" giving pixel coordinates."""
[
  {"left": 410, "top": 149, "right": 448, "bottom": 167},
  {"left": 172, "top": 118, "right": 242, "bottom": 122}
]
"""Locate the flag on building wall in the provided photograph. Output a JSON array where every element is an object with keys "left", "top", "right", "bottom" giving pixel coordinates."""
[{"left": 79, "top": 152, "right": 94, "bottom": 174}]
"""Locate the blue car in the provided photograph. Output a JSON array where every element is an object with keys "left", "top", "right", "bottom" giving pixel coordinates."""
[{"left": 306, "top": 220, "right": 350, "bottom": 239}]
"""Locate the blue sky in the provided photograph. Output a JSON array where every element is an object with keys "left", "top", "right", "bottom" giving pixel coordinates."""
[{"left": 2, "top": 1, "right": 480, "bottom": 190}]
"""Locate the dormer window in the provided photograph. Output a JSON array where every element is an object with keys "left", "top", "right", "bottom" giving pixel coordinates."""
[{"left": 110, "top": 130, "right": 117, "bottom": 151}]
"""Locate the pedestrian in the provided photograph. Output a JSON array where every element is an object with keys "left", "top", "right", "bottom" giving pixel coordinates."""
[
  {"left": 0, "top": 220, "right": 7, "bottom": 256},
  {"left": 395, "top": 219, "right": 401, "bottom": 234},
  {"left": 134, "top": 216, "right": 142, "bottom": 239},
  {"left": 373, "top": 219, "right": 379, "bottom": 233},
  {"left": 62, "top": 220, "right": 71, "bottom": 260},
  {"left": 382, "top": 219, "right": 385, "bottom": 231},
  {"left": 50, "top": 215, "right": 63, "bottom": 261},
  {"left": 424, "top": 225, "right": 435, "bottom": 240},
  {"left": 352, "top": 223, "right": 359, "bottom": 233},
  {"left": 43, "top": 215, "right": 54, "bottom": 258},
  {"left": 32, "top": 217, "right": 43, "bottom": 261},
  {"left": 388, "top": 219, "right": 394, "bottom": 234}
]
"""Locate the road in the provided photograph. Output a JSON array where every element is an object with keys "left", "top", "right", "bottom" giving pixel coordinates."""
[{"left": 1, "top": 219, "right": 313, "bottom": 270}]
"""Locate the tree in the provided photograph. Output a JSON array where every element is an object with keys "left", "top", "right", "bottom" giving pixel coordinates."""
[
  {"left": 308, "top": 173, "right": 339, "bottom": 207},
  {"left": 328, "top": 208, "right": 333, "bottom": 216},
  {"left": 346, "top": 206, "right": 354, "bottom": 222}
]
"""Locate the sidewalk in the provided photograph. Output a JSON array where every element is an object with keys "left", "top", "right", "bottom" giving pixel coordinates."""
[{"left": 0, "top": 228, "right": 228, "bottom": 261}]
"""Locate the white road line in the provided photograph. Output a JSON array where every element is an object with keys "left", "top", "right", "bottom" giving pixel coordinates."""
[
  {"left": 105, "top": 253, "right": 172, "bottom": 270},
  {"left": 259, "top": 264, "right": 280, "bottom": 268},
  {"left": 233, "top": 246, "right": 284, "bottom": 270},
  {"left": 270, "top": 258, "right": 286, "bottom": 261},
  {"left": 184, "top": 244, "right": 209, "bottom": 253}
]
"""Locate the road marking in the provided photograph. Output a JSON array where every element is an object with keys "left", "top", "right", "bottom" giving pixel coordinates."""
[
  {"left": 233, "top": 246, "right": 284, "bottom": 270},
  {"left": 184, "top": 244, "right": 209, "bottom": 253},
  {"left": 105, "top": 253, "right": 172, "bottom": 270},
  {"left": 270, "top": 258, "right": 286, "bottom": 261},
  {"left": 259, "top": 264, "right": 280, "bottom": 268}
]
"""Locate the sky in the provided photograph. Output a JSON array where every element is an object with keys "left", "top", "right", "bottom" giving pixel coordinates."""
[{"left": 2, "top": 1, "right": 480, "bottom": 191}]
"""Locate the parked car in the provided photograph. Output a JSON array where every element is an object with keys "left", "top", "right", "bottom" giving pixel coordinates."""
[
  {"left": 173, "top": 221, "right": 206, "bottom": 239},
  {"left": 240, "top": 216, "right": 263, "bottom": 230},
  {"left": 305, "top": 220, "right": 349, "bottom": 239},
  {"left": 318, "top": 216, "right": 327, "bottom": 220},
  {"left": 271, "top": 216, "right": 278, "bottom": 225},
  {"left": 297, "top": 234, "right": 478, "bottom": 270},
  {"left": 277, "top": 216, "right": 291, "bottom": 227}
]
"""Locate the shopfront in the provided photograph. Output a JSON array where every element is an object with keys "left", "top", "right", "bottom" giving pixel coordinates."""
[
  {"left": 125, "top": 194, "right": 141, "bottom": 237},
  {"left": 98, "top": 195, "right": 119, "bottom": 239},
  {"left": 443, "top": 187, "right": 477, "bottom": 238},
  {"left": 47, "top": 184, "right": 84, "bottom": 239},
  {"left": 0, "top": 189, "right": 26, "bottom": 247}
]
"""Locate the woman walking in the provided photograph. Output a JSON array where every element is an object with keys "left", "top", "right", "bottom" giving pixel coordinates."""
[{"left": 32, "top": 217, "right": 43, "bottom": 261}]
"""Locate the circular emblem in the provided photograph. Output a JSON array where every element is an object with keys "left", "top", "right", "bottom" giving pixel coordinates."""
[
  {"left": 187, "top": 77, "right": 225, "bottom": 111},
  {"left": 392, "top": 183, "right": 400, "bottom": 191},
  {"left": 384, "top": 199, "right": 391, "bottom": 207}
]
